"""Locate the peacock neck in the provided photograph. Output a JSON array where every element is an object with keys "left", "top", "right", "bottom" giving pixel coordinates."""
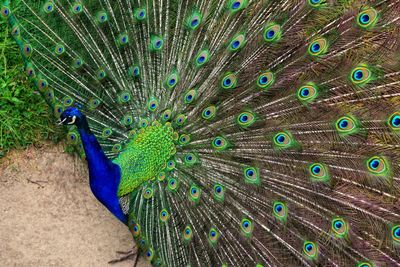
[{"left": 76, "top": 116, "right": 127, "bottom": 224}]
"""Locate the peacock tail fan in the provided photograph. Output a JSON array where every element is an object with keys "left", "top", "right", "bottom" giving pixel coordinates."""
[{"left": 4, "top": 0, "right": 400, "bottom": 266}]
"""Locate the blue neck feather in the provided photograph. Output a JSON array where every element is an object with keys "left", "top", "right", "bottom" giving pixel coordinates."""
[{"left": 76, "top": 116, "right": 127, "bottom": 224}]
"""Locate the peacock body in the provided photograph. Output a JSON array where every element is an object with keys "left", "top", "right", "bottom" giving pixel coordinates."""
[{"left": 2, "top": 0, "right": 400, "bottom": 266}]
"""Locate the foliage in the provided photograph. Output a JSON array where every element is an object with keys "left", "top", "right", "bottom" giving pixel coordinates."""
[{"left": 0, "top": 21, "right": 63, "bottom": 156}]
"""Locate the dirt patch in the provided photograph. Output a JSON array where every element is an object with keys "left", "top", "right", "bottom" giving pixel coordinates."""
[{"left": 0, "top": 143, "right": 149, "bottom": 267}]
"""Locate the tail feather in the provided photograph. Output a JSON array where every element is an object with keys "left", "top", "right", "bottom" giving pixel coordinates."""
[{"left": 4, "top": 0, "right": 400, "bottom": 266}]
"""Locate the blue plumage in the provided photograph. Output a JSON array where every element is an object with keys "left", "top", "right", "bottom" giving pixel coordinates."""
[{"left": 59, "top": 108, "right": 126, "bottom": 224}]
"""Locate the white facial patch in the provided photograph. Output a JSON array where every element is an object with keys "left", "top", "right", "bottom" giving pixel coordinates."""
[{"left": 68, "top": 116, "right": 77, "bottom": 125}]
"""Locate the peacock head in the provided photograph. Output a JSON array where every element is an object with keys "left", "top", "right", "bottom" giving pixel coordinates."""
[{"left": 58, "top": 107, "right": 85, "bottom": 126}]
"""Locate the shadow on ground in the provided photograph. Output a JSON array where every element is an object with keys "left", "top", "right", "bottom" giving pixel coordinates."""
[{"left": 0, "top": 143, "right": 149, "bottom": 267}]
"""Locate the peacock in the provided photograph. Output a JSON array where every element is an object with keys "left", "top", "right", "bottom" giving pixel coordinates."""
[{"left": 3, "top": 0, "right": 400, "bottom": 266}]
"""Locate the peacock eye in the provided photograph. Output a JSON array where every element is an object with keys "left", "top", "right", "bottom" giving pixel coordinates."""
[
  {"left": 135, "top": 8, "right": 146, "bottom": 20},
  {"left": 392, "top": 116, "right": 400, "bottom": 127},
  {"left": 366, "top": 156, "right": 389, "bottom": 176},
  {"left": 392, "top": 225, "right": 400, "bottom": 242},
  {"left": 257, "top": 71, "right": 274, "bottom": 90},
  {"left": 275, "top": 204, "right": 282, "bottom": 212},
  {"left": 350, "top": 65, "right": 372, "bottom": 85},
  {"left": 303, "top": 241, "right": 318, "bottom": 259},
  {"left": 353, "top": 70, "right": 363, "bottom": 80},
  {"left": 229, "top": 34, "right": 246, "bottom": 51},
  {"left": 312, "top": 43, "right": 320, "bottom": 52},
  {"left": 308, "top": 38, "right": 328, "bottom": 56},
  {"left": 243, "top": 166, "right": 260, "bottom": 185},
  {"left": 388, "top": 112, "right": 400, "bottom": 131},
  {"left": 357, "top": 8, "right": 378, "bottom": 29},
  {"left": 212, "top": 136, "right": 228, "bottom": 150},
  {"left": 165, "top": 71, "right": 179, "bottom": 89},
  {"left": 308, "top": 0, "right": 325, "bottom": 7},
  {"left": 1, "top": 6, "right": 10, "bottom": 17},
  {"left": 228, "top": 0, "right": 247, "bottom": 12},
  {"left": 240, "top": 218, "right": 253, "bottom": 237},
  {"left": 360, "top": 14, "right": 369, "bottom": 24},
  {"left": 237, "top": 111, "right": 255, "bottom": 128},
  {"left": 276, "top": 134, "right": 285, "bottom": 143}
]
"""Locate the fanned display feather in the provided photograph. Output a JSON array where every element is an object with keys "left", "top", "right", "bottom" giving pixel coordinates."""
[{"left": 3, "top": 0, "right": 400, "bottom": 266}]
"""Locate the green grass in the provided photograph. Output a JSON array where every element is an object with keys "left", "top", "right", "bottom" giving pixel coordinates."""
[{"left": 0, "top": 21, "right": 64, "bottom": 157}]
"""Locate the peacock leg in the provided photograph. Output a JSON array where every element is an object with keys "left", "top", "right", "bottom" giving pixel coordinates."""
[{"left": 108, "top": 245, "right": 138, "bottom": 265}]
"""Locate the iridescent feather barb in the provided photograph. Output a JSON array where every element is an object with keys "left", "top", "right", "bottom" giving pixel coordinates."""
[{"left": 3, "top": 0, "right": 400, "bottom": 266}]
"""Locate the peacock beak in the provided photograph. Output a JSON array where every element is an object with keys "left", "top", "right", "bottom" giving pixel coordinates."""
[{"left": 56, "top": 118, "right": 67, "bottom": 125}]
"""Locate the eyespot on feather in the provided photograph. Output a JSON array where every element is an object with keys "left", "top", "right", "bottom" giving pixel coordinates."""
[
  {"left": 221, "top": 73, "right": 237, "bottom": 89},
  {"left": 165, "top": 71, "right": 180, "bottom": 89},
  {"left": 186, "top": 11, "right": 202, "bottom": 30},
  {"left": 273, "top": 131, "right": 296, "bottom": 149},
  {"left": 272, "top": 201, "right": 288, "bottom": 222},
  {"left": 229, "top": 33, "right": 246, "bottom": 51},
  {"left": 303, "top": 241, "right": 318, "bottom": 260},
  {"left": 357, "top": 8, "right": 379, "bottom": 29},
  {"left": 96, "top": 11, "right": 108, "bottom": 23},
  {"left": 307, "top": 0, "right": 326, "bottom": 8},
  {"left": 160, "top": 209, "right": 169, "bottom": 222},
  {"left": 237, "top": 111, "right": 256, "bottom": 128},
  {"left": 213, "top": 184, "right": 225, "bottom": 202},
  {"left": 183, "top": 225, "right": 193, "bottom": 242},
  {"left": 331, "top": 217, "right": 349, "bottom": 238},
  {"left": 134, "top": 8, "right": 146, "bottom": 21},
  {"left": 227, "top": 0, "right": 248, "bottom": 13},
  {"left": 309, "top": 163, "right": 330, "bottom": 183},
  {"left": 195, "top": 49, "right": 210, "bottom": 67},
  {"left": 366, "top": 156, "right": 390, "bottom": 177},
  {"left": 71, "top": 2, "right": 83, "bottom": 15},
  {"left": 148, "top": 98, "right": 159, "bottom": 112},
  {"left": 183, "top": 89, "right": 197, "bottom": 104},
  {"left": 240, "top": 218, "right": 253, "bottom": 237},
  {"left": 1, "top": 4, "right": 11, "bottom": 17},
  {"left": 308, "top": 38, "right": 328, "bottom": 56},
  {"left": 202, "top": 106, "right": 217, "bottom": 120},
  {"left": 189, "top": 185, "right": 201, "bottom": 203},
  {"left": 150, "top": 35, "right": 164, "bottom": 51},
  {"left": 208, "top": 227, "right": 219, "bottom": 245},
  {"left": 335, "top": 115, "right": 360, "bottom": 136},
  {"left": 387, "top": 112, "right": 400, "bottom": 131},
  {"left": 264, "top": 23, "right": 281, "bottom": 42},
  {"left": 257, "top": 71, "right": 275, "bottom": 90},
  {"left": 297, "top": 82, "right": 318, "bottom": 104},
  {"left": 392, "top": 224, "right": 400, "bottom": 243},
  {"left": 350, "top": 65, "right": 372, "bottom": 86},
  {"left": 212, "top": 136, "right": 229, "bottom": 150},
  {"left": 243, "top": 166, "right": 260, "bottom": 185}
]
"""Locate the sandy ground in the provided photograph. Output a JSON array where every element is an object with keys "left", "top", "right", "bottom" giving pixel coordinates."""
[{"left": 0, "top": 143, "right": 149, "bottom": 267}]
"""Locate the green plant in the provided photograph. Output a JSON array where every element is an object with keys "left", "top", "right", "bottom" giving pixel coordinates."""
[{"left": 0, "top": 20, "right": 63, "bottom": 156}]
